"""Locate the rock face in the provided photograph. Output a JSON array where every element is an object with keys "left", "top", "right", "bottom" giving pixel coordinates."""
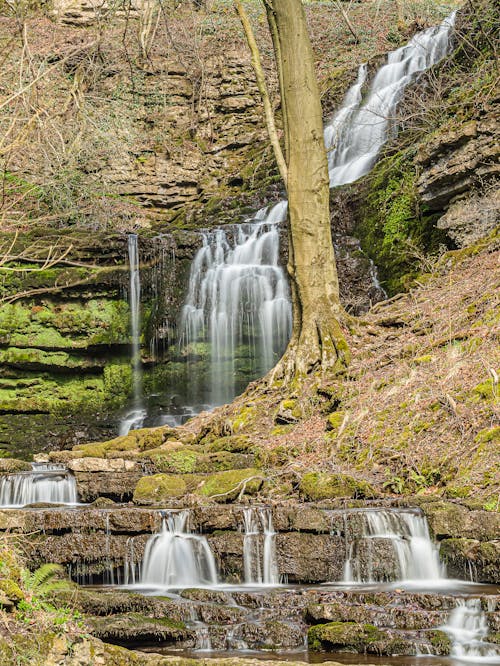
[{"left": 3, "top": 499, "right": 498, "bottom": 585}]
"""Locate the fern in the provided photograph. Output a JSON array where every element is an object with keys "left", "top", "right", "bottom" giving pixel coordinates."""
[{"left": 22, "top": 563, "right": 72, "bottom": 597}]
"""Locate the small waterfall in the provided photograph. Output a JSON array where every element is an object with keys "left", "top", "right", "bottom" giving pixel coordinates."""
[
  {"left": 180, "top": 214, "right": 292, "bottom": 406},
  {"left": 140, "top": 510, "right": 219, "bottom": 588},
  {"left": 342, "top": 509, "right": 445, "bottom": 583},
  {"left": 0, "top": 463, "right": 78, "bottom": 507},
  {"left": 242, "top": 507, "right": 280, "bottom": 585},
  {"left": 325, "top": 12, "right": 456, "bottom": 187},
  {"left": 442, "top": 599, "right": 500, "bottom": 663},
  {"left": 119, "top": 234, "right": 146, "bottom": 435}
]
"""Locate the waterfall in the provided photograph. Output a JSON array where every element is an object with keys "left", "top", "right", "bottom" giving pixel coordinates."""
[
  {"left": 0, "top": 463, "right": 78, "bottom": 508},
  {"left": 325, "top": 12, "right": 456, "bottom": 187},
  {"left": 179, "top": 15, "right": 455, "bottom": 407},
  {"left": 342, "top": 509, "right": 446, "bottom": 583},
  {"left": 139, "top": 510, "right": 219, "bottom": 588},
  {"left": 442, "top": 599, "right": 500, "bottom": 663},
  {"left": 180, "top": 217, "right": 292, "bottom": 406},
  {"left": 242, "top": 507, "right": 280, "bottom": 585},
  {"left": 119, "top": 234, "right": 146, "bottom": 435}
]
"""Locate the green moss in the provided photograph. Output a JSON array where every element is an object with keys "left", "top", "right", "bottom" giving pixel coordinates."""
[
  {"left": 472, "top": 379, "right": 497, "bottom": 401},
  {"left": 133, "top": 474, "right": 188, "bottom": 503},
  {"left": 428, "top": 630, "right": 452, "bottom": 654},
  {"left": 198, "top": 468, "right": 262, "bottom": 502},
  {"left": 308, "top": 621, "right": 385, "bottom": 651},
  {"left": 299, "top": 472, "right": 377, "bottom": 500},
  {"left": 205, "top": 435, "right": 252, "bottom": 453},
  {"left": 474, "top": 427, "right": 499, "bottom": 445},
  {"left": 414, "top": 355, "right": 433, "bottom": 364},
  {"left": 230, "top": 404, "right": 258, "bottom": 433},
  {"left": 326, "top": 411, "right": 345, "bottom": 431},
  {"left": 355, "top": 150, "right": 448, "bottom": 295}
]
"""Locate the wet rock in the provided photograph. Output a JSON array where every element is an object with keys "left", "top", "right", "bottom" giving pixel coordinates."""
[
  {"left": 422, "top": 501, "right": 500, "bottom": 541},
  {"left": 67, "top": 458, "right": 141, "bottom": 472},
  {"left": 440, "top": 538, "right": 500, "bottom": 583},
  {"left": 88, "top": 612, "right": 195, "bottom": 646},
  {"left": 276, "top": 533, "right": 344, "bottom": 583},
  {"left": 55, "top": 588, "right": 187, "bottom": 622},
  {"left": 236, "top": 619, "right": 305, "bottom": 650},
  {"left": 308, "top": 621, "right": 388, "bottom": 652}
]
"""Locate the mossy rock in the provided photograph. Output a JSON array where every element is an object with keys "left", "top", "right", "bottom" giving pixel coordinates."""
[
  {"left": 205, "top": 435, "right": 252, "bottom": 453},
  {"left": 308, "top": 621, "right": 386, "bottom": 651},
  {"left": 88, "top": 612, "right": 190, "bottom": 642},
  {"left": 326, "top": 411, "right": 345, "bottom": 432},
  {"left": 198, "top": 468, "right": 263, "bottom": 502},
  {"left": 429, "top": 630, "right": 452, "bottom": 655},
  {"left": 133, "top": 474, "right": 190, "bottom": 504},
  {"left": 299, "top": 471, "right": 377, "bottom": 500},
  {"left": 0, "top": 459, "right": 31, "bottom": 474},
  {"left": 150, "top": 447, "right": 254, "bottom": 474}
]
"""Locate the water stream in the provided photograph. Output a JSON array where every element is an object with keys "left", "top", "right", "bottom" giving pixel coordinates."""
[
  {"left": 0, "top": 463, "right": 78, "bottom": 507},
  {"left": 243, "top": 507, "right": 280, "bottom": 585},
  {"left": 139, "top": 510, "right": 218, "bottom": 588},
  {"left": 119, "top": 234, "right": 146, "bottom": 435},
  {"left": 341, "top": 508, "right": 446, "bottom": 583}
]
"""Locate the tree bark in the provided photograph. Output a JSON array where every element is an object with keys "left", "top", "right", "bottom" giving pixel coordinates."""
[{"left": 267, "top": 0, "right": 350, "bottom": 379}]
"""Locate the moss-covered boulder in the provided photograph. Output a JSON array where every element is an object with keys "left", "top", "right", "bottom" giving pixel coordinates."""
[
  {"left": 308, "top": 621, "right": 387, "bottom": 651},
  {"left": 205, "top": 435, "right": 252, "bottom": 453},
  {"left": 198, "top": 468, "right": 263, "bottom": 502},
  {"left": 0, "top": 459, "right": 31, "bottom": 474},
  {"left": 88, "top": 612, "right": 193, "bottom": 644},
  {"left": 299, "top": 472, "right": 377, "bottom": 500},
  {"left": 150, "top": 447, "right": 254, "bottom": 474},
  {"left": 133, "top": 474, "right": 190, "bottom": 504}
]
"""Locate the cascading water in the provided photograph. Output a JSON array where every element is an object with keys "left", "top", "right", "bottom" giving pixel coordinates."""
[
  {"left": 180, "top": 15, "right": 455, "bottom": 408},
  {"left": 119, "top": 234, "right": 146, "bottom": 435},
  {"left": 139, "top": 510, "right": 219, "bottom": 588},
  {"left": 325, "top": 12, "right": 456, "bottom": 187},
  {"left": 180, "top": 215, "right": 292, "bottom": 406},
  {"left": 242, "top": 507, "right": 280, "bottom": 585},
  {"left": 442, "top": 599, "right": 500, "bottom": 663},
  {"left": 342, "top": 509, "right": 446, "bottom": 583},
  {"left": 0, "top": 463, "right": 78, "bottom": 508}
]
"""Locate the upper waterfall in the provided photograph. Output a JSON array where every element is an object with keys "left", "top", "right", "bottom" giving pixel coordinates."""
[{"left": 325, "top": 12, "right": 456, "bottom": 186}]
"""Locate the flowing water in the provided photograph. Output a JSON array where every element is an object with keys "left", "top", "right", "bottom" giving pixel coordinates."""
[
  {"left": 119, "top": 234, "right": 146, "bottom": 435},
  {"left": 139, "top": 510, "right": 218, "bottom": 588},
  {"left": 324, "top": 12, "right": 456, "bottom": 187},
  {"left": 242, "top": 507, "right": 280, "bottom": 585},
  {"left": 0, "top": 463, "right": 78, "bottom": 507},
  {"left": 179, "top": 13, "right": 456, "bottom": 410},
  {"left": 442, "top": 599, "right": 500, "bottom": 663},
  {"left": 341, "top": 508, "right": 446, "bottom": 583},
  {"left": 180, "top": 216, "right": 292, "bottom": 406}
]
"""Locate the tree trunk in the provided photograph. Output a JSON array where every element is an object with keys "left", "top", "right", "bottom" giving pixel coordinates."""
[{"left": 268, "top": 0, "right": 350, "bottom": 379}]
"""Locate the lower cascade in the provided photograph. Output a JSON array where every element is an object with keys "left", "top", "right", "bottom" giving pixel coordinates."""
[
  {"left": 341, "top": 508, "right": 446, "bottom": 583},
  {"left": 443, "top": 599, "right": 500, "bottom": 663},
  {"left": 139, "top": 510, "right": 218, "bottom": 588},
  {"left": 0, "top": 463, "right": 78, "bottom": 508},
  {"left": 242, "top": 507, "right": 280, "bottom": 585}
]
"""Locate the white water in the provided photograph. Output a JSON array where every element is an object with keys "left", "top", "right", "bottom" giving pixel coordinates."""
[
  {"left": 0, "top": 463, "right": 78, "bottom": 507},
  {"left": 140, "top": 510, "right": 219, "bottom": 588},
  {"left": 443, "top": 599, "right": 500, "bottom": 663},
  {"left": 180, "top": 15, "right": 455, "bottom": 408},
  {"left": 242, "top": 507, "right": 280, "bottom": 585},
  {"left": 180, "top": 220, "right": 292, "bottom": 406},
  {"left": 342, "top": 509, "right": 446, "bottom": 583},
  {"left": 325, "top": 12, "right": 456, "bottom": 187},
  {"left": 119, "top": 234, "right": 146, "bottom": 435}
]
